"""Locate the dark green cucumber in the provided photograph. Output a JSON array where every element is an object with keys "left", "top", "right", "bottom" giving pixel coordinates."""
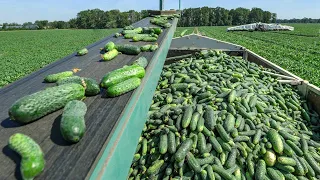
[
  {"left": 132, "top": 56, "right": 148, "bottom": 68},
  {"left": 225, "top": 148, "right": 237, "bottom": 168},
  {"left": 197, "top": 117, "right": 205, "bottom": 132},
  {"left": 305, "top": 152, "right": 320, "bottom": 175},
  {"left": 197, "top": 155, "right": 214, "bottom": 165},
  {"left": 9, "top": 133, "right": 45, "bottom": 180},
  {"left": 256, "top": 160, "right": 267, "bottom": 180},
  {"left": 9, "top": 83, "right": 85, "bottom": 123},
  {"left": 115, "top": 44, "right": 141, "bottom": 55},
  {"left": 106, "top": 77, "right": 141, "bottom": 97},
  {"left": 274, "top": 163, "right": 295, "bottom": 173},
  {"left": 267, "top": 168, "right": 283, "bottom": 180},
  {"left": 168, "top": 131, "right": 176, "bottom": 154},
  {"left": 57, "top": 76, "right": 100, "bottom": 96},
  {"left": 253, "top": 129, "right": 262, "bottom": 145},
  {"left": 215, "top": 124, "right": 231, "bottom": 142},
  {"left": 204, "top": 108, "right": 216, "bottom": 130},
  {"left": 277, "top": 156, "right": 296, "bottom": 166},
  {"left": 224, "top": 113, "right": 235, "bottom": 132},
  {"left": 212, "top": 165, "right": 236, "bottom": 180},
  {"left": 159, "top": 133, "right": 168, "bottom": 154},
  {"left": 147, "top": 160, "right": 164, "bottom": 175},
  {"left": 190, "top": 112, "right": 200, "bottom": 131},
  {"left": 101, "top": 49, "right": 119, "bottom": 61},
  {"left": 186, "top": 152, "right": 201, "bottom": 173},
  {"left": 209, "top": 136, "right": 223, "bottom": 153},
  {"left": 44, "top": 71, "right": 73, "bottom": 83},
  {"left": 100, "top": 65, "right": 145, "bottom": 88},
  {"left": 60, "top": 100, "right": 87, "bottom": 143},
  {"left": 182, "top": 106, "right": 193, "bottom": 128},
  {"left": 286, "top": 140, "right": 303, "bottom": 156},
  {"left": 267, "top": 129, "right": 284, "bottom": 154},
  {"left": 175, "top": 138, "right": 193, "bottom": 162},
  {"left": 197, "top": 132, "right": 207, "bottom": 154}
]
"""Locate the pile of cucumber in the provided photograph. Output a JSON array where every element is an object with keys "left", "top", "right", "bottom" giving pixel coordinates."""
[{"left": 128, "top": 50, "right": 320, "bottom": 180}]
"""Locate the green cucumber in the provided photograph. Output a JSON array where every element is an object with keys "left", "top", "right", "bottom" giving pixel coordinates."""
[
  {"left": 274, "top": 163, "right": 295, "bottom": 173},
  {"left": 197, "top": 117, "right": 205, "bottom": 132},
  {"left": 277, "top": 156, "right": 296, "bottom": 166},
  {"left": 190, "top": 112, "right": 200, "bottom": 131},
  {"left": 197, "top": 155, "right": 214, "bottom": 165},
  {"left": 77, "top": 48, "right": 88, "bottom": 56},
  {"left": 133, "top": 36, "right": 157, "bottom": 42},
  {"left": 9, "top": 133, "right": 45, "bottom": 180},
  {"left": 168, "top": 131, "right": 176, "bottom": 154},
  {"left": 149, "top": 44, "right": 158, "bottom": 51},
  {"left": 228, "top": 90, "right": 236, "bottom": 103},
  {"left": 225, "top": 148, "right": 237, "bottom": 168},
  {"left": 122, "top": 27, "right": 143, "bottom": 34},
  {"left": 197, "top": 132, "right": 207, "bottom": 154},
  {"left": 305, "top": 152, "right": 320, "bottom": 175},
  {"left": 44, "top": 71, "right": 73, "bottom": 83},
  {"left": 9, "top": 83, "right": 85, "bottom": 123},
  {"left": 267, "top": 129, "right": 284, "bottom": 154},
  {"left": 140, "top": 44, "right": 152, "bottom": 52},
  {"left": 106, "top": 77, "right": 141, "bottom": 97},
  {"left": 253, "top": 129, "right": 262, "bottom": 145},
  {"left": 267, "top": 168, "right": 283, "bottom": 180},
  {"left": 286, "top": 140, "right": 303, "bottom": 156},
  {"left": 215, "top": 124, "right": 231, "bottom": 142},
  {"left": 224, "top": 113, "right": 235, "bottom": 132},
  {"left": 159, "top": 133, "right": 168, "bottom": 154},
  {"left": 132, "top": 57, "right": 148, "bottom": 68},
  {"left": 175, "top": 138, "right": 193, "bottom": 162},
  {"left": 105, "top": 41, "right": 115, "bottom": 51},
  {"left": 186, "top": 152, "right": 201, "bottom": 173},
  {"left": 100, "top": 65, "right": 145, "bottom": 88},
  {"left": 60, "top": 100, "right": 87, "bottom": 143},
  {"left": 212, "top": 165, "right": 236, "bottom": 180},
  {"left": 204, "top": 108, "right": 216, "bottom": 130},
  {"left": 147, "top": 160, "right": 164, "bottom": 175},
  {"left": 256, "top": 160, "right": 267, "bottom": 180},
  {"left": 57, "top": 76, "right": 100, "bottom": 96},
  {"left": 101, "top": 49, "right": 119, "bottom": 61},
  {"left": 264, "top": 150, "right": 277, "bottom": 166},
  {"left": 182, "top": 106, "right": 193, "bottom": 128},
  {"left": 209, "top": 136, "right": 223, "bottom": 153},
  {"left": 115, "top": 44, "right": 141, "bottom": 55}
]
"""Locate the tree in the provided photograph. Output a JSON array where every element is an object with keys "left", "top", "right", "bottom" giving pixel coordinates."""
[
  {"left": 229, "top": 8, "right": 250, "bottom": 25},
  {"left": 262, "top": 11, "right": 272, "bottom": 23},
  {"left": 271, "top": 13, "right": 277, "bottom": 23},
  {"left": 69, "top": 18, "right": 78, "bottom": 28},
  {"left": 248, "top": 8, "right": 264, "bottom": 23},
  {"left": 35, "top": 20, "right": 48, "bottom": 29}
]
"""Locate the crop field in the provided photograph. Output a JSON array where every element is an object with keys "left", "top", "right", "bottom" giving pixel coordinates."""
[
  {"left": 0, "top": 29, "right": 119, "bottom": 88},
  {"left": 176, "top": 24, "right": 320, "bottom": 86}
]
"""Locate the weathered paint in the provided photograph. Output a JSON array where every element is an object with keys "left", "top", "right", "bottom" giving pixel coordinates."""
[{"left": 89, "top": 19, "right": 178, "bottom": 180}]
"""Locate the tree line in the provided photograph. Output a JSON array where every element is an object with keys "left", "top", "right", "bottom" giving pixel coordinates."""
[{"left": 1, "top": 7, "right": 319, "bottom": 30}]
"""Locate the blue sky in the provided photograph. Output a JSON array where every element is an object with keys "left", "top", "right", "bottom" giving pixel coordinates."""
[{"left": 0, "top": 0, "right": 319, "bottom": 24}]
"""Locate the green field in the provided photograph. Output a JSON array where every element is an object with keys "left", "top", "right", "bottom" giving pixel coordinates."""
[
  {"left": 0, "top": 29, "right": 119, "bottom": 87},
  {"left": 176, "top": 24, "right": 320, "bottom": 86},
  {"left": 1, "top": 24, "right": 319, "bottom": 88}
]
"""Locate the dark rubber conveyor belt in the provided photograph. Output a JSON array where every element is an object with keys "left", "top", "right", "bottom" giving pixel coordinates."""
[{"left": 0, "top": 17, "right": 172, "bottom": 180}]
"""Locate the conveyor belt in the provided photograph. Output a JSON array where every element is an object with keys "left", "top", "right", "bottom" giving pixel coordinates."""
[{"left": 0, "top": 17, "right": 176, "bottom": 180}]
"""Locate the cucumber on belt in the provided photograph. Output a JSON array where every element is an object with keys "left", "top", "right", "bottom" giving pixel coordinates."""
[{"left": 9, "top": 83, "right": 85, "bottom": 123}]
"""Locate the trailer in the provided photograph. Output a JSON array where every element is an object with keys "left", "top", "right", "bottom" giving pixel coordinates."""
[
  {"left": 227, "top": 22, "right": 294, "bottom": 31},
  {"left": 0, "top": 14, "right": 319, "bottom": 180}
]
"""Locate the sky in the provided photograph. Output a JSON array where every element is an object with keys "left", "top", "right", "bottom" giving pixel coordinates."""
[{"left": 0, "top": 0, "right": 319, "bottom": 24}]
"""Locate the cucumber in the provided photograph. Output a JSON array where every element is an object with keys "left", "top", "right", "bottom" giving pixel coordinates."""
[
  {"left": 293, "top": 155, "right": 305, "bottom": 176},
  {"left": 305, "top": 152, "right": 320, "bottom": 175},
  {"left": 140, "top": 44, "right": 152, "bottom": 52},
  {"left": 197, "top": 155, "right": 214, "bottom": 165},
  {"left": 283, "top": 174, "right": 298, "bottom": 180},
  {"left": 175, "top": 138, "right": 193, "bottom": 162},
  {"left": 197, "top": 117, "right": 205, "bottom": 132},
  {"left": 150, "top": 44, "right": 158, "bottom": 51},
  {"left": 44, "top": 71, "right": 73, "bottom": 83},
  {"left": 224, "top": 113, "right": 235, "bottom": 132},
  {"left": 186, "top": 152, "right": 201, "bottom": 173},
  {"left": 122, "top": 27, "right": 143, "bottom": 34},
  {"left": 206, "top": 165, "right": 215, "bottom": 180},
  {"left": 60, "top": 100, "right": 87, "bottom": 143},
  {"left": 105, "top": 41, "right": 115, "bottom": 51},
  {"left": 106, "top": 77, "right": 141, "bottom": 97},
  {"left": 159, "top": 133, "right": 168, "bottom": 154},
  {"left": 57, "top": 76, "right": 100, "bottom": 96},
  {"left": 168, "top": 131, "right": 176, "bottom": 154},
  {"left": 267, "top": 168, "right": 283, "bottom": 180},
  {"left": 142, "top": 138, "right": 148, "bottom": 156},
  {"left": 212, "top": 165, "right": 236, "bottom": 180},
  {"left": 228, "top": 90, "right": 236, "bottom": 103},
  {"left": 115, "top": 44, "right": 141, "bottom": 55},
  {"left": 256, "top": 160, "right": 267, "bottom": 180},
  {"left": 133, "top": 36, "right": 157, "bottom": 42},
  {"left": 9, "top": 133, "right": 45, "bottom": 180},
  {"left": 267, "top": 129, "right": 284, "bottom": 154},
  {"left": 253, "top": 129, "right": 262, "bottom": 145},
  {"left": 277, "top": 156, "right": 296, "bottom": 166},
  {"left": 264, "top": 150, "right": 277, "bottom": 166},
  {"left": 274, "top": 163, "right": 295, "bottom": 173},
  {"left": 190, "top": 112, "right": 200, "bottom": 131},
  {"left": 182, "top": 106, "right": 193, "bottom": 128},
  {"left": 147, "top": 160, "right": 164, "bottom": 175},
  {"left": 209, "top": 136, "right": 223, "bottom": 153},
  {"left": 286, "top": 140, "right": 303, "bottom": 156},
  {"left": 197, "top": 132, "right": 207, "bottom": 154},
  {"left": 225, "top": 148, "right": 237, "bottom": 168},
  {"left": 216, "top": 124, "right": 232, "bottom": 142},
  {"left": 132, "top": 56, "right": 148, "bottom": 69},
  {"left": 100, "top": 65, "right": 145, "bottom": 88},
  {"left": 9, "top": 83, "right": 85, "bottom": 123},
  {"left": 101, "top": 49, "right": 119, "bottom": 61},
  {"left": 77, "top": 48, "right": 88, "bottom": 56},
  {"left": 204, "top": 108, "right": 216, "bottom": 130}
]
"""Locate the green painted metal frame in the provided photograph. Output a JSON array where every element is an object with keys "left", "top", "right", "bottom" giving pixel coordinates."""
[{"left": 89, "top": 19, "right": 178, "bottom": 180}]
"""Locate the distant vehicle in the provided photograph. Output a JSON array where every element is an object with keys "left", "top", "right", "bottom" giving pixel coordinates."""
[{"left": 227, "top": 22, "right": 294, "bottom": 32}]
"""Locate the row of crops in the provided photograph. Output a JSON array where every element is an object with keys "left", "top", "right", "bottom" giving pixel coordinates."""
[{"left": 175, "top": 24, "right": 320, "bottom": 87}]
